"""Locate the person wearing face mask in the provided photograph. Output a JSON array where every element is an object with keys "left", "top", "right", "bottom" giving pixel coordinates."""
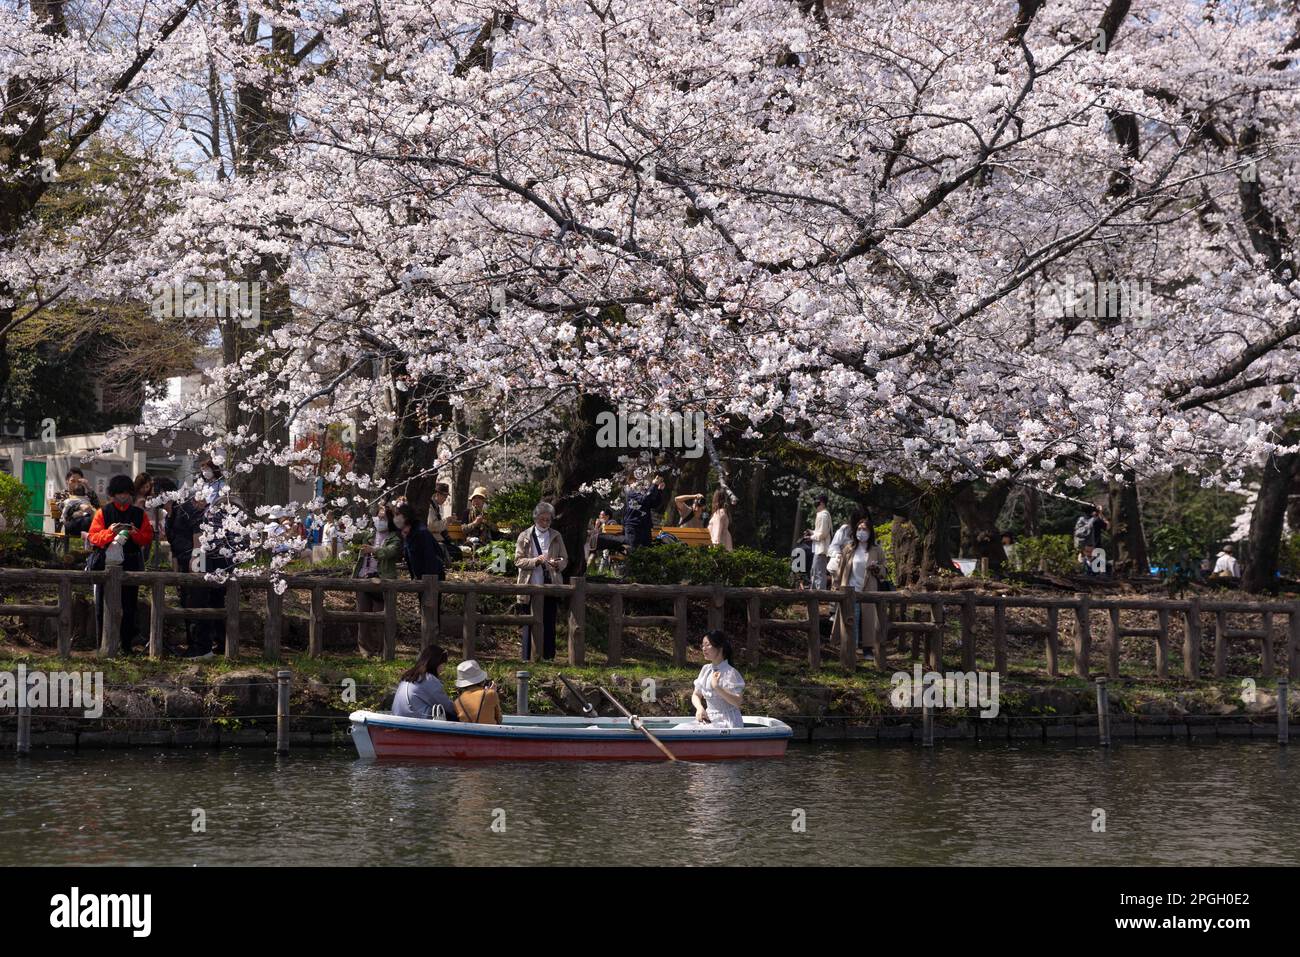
[
  {"left": 86, "top": 474, "right": 155, "bottom": 655},
  {"left": 195, "top": 454, "right": 226, "bottom": 506},
  {"left": 354, "top": 503, "right": 403, "bottom": 657},
  {"left": 58, "top": 469, "right": 100, "bottom": 539},
  {"left": 832, "top": 512, "right": 888, "bottom": 661}
]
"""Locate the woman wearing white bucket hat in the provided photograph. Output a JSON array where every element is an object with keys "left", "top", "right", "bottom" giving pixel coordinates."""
[{"left": 453, "top": 660, "right": 502, "bottom": 724}]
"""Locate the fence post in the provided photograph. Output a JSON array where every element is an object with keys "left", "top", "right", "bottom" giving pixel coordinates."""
[
  {"left": 276, "top": 669, "right": 291, "bottom": 755},
  {"left": 927, "top": 601, "right": 944, "bottom": 672},
  {"left": 806, "top": 597, "right": 821, "bottom": 670},
  {"left": 421, "top": 575, "right": 440, "bottom": 651},
  {"left": 529, "top": 588, "right": 545, "bottom": 663},
  {"left": 673, "top": 593, "right": 689, "bottom": 668},
  {"left": 57, "top": 577, "right": 73, "bottom": 657},
  {"left": 708, "top": 584, "right": 725, "bottom": 633},
  {"left": 1045, "top": 606, "right": 1060, "bottom": 677},
  {"left": 265, "top": 584, "right": 282, "bottom": 662},
  {"left": 608, "top": 592, "right": 624, "bottom": 665},
  {"left": 992, "top": 600, "right": 1008, "bottom": 677},
  {"left": 383, "top": 580, "right": 398, "bottom": 661},
  {"left": 149, "top": 579, "right": 166, "bottom": 659},
  {"left": 960, "top": 591, "right": 976, "bottom": 672},
  {"left": 309, "top": 586, "right": 325, "bottom": 658},
  {"left": 1155, "top": 608, "right": 1170, "bottom": 679},
  {"left": 16, "top": 697, "right": 31, "bottom": 755},
  {"left": 839, "top": 584, "right": 856, "bottom": 672},
  {"left": 874, "top": 597, "right": 890, "bottom": 671},
  {"left": 1073, "top": 594, "right": 1091, "bottom": 679},
  {"left": 922, "top": 672, "right": 935, "bottom": 748},
  {"left": 567, "top": 577, "right": 587, "bottom": 666},
  {"left": 1096, "top": 677, "right": 1110, "bottom": 747},
  {"left": 1260, "top": 612, "right": 1275, "bottom": 678},
  {"left": 462, "top": 591, "right": 478, "bottom": 661},
  {"left": 516, "top": 670, "right": 530, "bottom": 715},
  {"left": 101, "top": 564, "right": 122, "bottom": 657},
  {"left": 224, "top": 578, "right": 241, "bottom": 660},
  {"left": 1289, "top": 603, "right": 1300, "bottom": 680},
  {"left": 1107, "top": 606, "right": 1121, "bottom": 680},
  {"left": 1184, "top": 598, "right": 1202, "bottom": 679},
  {"left": 1214, "top": 610, "right": 1228, "bottom": 678},
  {"left": 1278, "top": 677, "right": 1290, "bottom": 746}
]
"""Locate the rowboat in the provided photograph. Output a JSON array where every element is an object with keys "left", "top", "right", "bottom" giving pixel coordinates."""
[{"left": 348, "top": 710, "right": 793, "bottom": 761}]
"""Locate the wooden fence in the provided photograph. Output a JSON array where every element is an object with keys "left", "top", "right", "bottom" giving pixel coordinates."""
[{"left": 1, "top": 567, "right": 1298, "bottom": 679}]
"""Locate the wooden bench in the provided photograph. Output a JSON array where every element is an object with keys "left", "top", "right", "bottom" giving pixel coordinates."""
[{"left": 600, "top": 523, "right": 713, "bottom": 548}]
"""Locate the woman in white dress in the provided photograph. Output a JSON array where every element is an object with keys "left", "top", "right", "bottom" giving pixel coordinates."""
[{"left": 689, "top": 630, "right": 746, "bottom": 729}]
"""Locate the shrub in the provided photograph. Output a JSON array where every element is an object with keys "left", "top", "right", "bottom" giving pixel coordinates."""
[
  {"left": 624, "top": 542, "right": 793, "bottom": 587},
  {"left": 873, "top": 522, "right": 897, "bottom": 582},
  {"left": 0, "top": 472, "right": 30, "bottom": 556},
  {"left": 479, "top": 538, "right": 517, "bottom": 576},
  {"left": 1010, "top": 534, "right": 1077, "bottom": 575},
  {"left": 485, "top": 481, "right": 543, "bottom": 532}
]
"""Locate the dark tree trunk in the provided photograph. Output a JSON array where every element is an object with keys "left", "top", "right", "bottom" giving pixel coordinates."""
[
  {"left": 893, "top": 490, "right": 956, "bottom": 584},
  {"left": 953, "top": 483, "right": 1010, "bottom": 575},
  {"left": 542, "top": 394, "right": 621, "bottom": 576},
  {"left": 375, "top": 367, "right": 441, "bottom": 518},
  {"left": 1243, "top": 443, "right": 1300, "bottom": 593},
  {"left": 1106, "top": 470, "right": 1149, "bottom": 576}
]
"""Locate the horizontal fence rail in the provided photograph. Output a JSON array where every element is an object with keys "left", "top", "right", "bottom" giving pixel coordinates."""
[{"left": 1, "top": 568, "right": 1297, "bottom": 679}]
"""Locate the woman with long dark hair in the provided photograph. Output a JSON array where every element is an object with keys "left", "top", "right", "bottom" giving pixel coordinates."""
[
  {"left": 832, "top": 514, "right": 888, "bottom": 657},
  {"left": 392, "top": 644, "right": 458, "bottom": 720},
  {"left": 689, "top": 630, "right": 746, "bottom": 729}
]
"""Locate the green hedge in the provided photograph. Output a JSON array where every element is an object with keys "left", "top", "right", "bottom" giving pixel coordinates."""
[
  {"left": 485, "top": 481, "right": 543, "bottom": 532},
  {"left": 1009, "top": 534, "right": 1077, "bottom": 575},
  {"left": 624, "top": 543, "right": 793, "bottom": 587}
]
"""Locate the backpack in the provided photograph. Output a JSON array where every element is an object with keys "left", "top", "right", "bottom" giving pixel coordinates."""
[{"left": 1073, "top": 515, "right": 1092, "bottom": 549}]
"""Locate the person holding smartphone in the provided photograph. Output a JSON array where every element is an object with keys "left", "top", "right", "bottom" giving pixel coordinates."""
[{"left": 86, "top": 474, "right": 154, "bottom": 654}]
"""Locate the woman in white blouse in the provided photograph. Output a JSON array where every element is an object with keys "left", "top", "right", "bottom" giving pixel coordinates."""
[
  {"left": 832, "top": 515, "right": 888, "bottom": 657},
  {"left": 689, "top": 630, "right": 746, "bottom": 728}
]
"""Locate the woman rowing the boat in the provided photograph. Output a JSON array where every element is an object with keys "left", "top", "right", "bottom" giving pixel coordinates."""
[
  {"left": 689, "top": 630, "right": 746, "bottom": 729},
  {"left": 392, "top": 644, "right": 458, "bottom": 721}
]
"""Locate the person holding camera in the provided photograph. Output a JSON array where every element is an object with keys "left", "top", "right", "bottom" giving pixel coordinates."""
[
  {"left": 452, "top": 660, "right": 502, "bottom": 724},
  {"left": 86, "top": 474, "right": 154, "bottom": 654},
  {"left": 673, "top": 492, "right": 706, "bottom": 527},
  {"left": 515, "top": 500, "right": 568, "bottom": 660}
]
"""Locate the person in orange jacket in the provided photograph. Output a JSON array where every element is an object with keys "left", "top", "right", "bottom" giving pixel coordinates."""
[{"left": 87, "top": 474, "right": 154, "bottom": 654}]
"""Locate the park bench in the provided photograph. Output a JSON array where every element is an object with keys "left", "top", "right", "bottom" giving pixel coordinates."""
[{"left": 600, "top": 523, "right": 713, "bottom": 548}]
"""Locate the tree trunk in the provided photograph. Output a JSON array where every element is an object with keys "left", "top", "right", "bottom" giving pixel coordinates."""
[
  {"left": 1243, "top": 443, "right": 1300, "bottom": 593},
  {"left": 953, "top": 483, "right": 1010, "bottom": 575},
  {"left": 893, "top": 489, "right": 956, "bottom": 584},
  {"left": 1106, "top": 470, "right": 1149, "bottom": 577},
  {"left": 375, "top": 367, "right": 441, "bottom": 517},
  {"left": 542, "top": 394, "right": 621, "bottom": 576}
]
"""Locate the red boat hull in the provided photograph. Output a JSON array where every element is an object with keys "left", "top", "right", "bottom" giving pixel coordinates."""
[{"left": 361, "top": 725, "right": 789, "bottom": 761}]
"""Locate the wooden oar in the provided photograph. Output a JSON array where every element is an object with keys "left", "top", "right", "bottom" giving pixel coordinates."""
[
  {"left": 597, "top": 686, "right": 678, "bottom": 762},
  {"left": 557, "top": 674, "right": 597, "bottom": 718}
]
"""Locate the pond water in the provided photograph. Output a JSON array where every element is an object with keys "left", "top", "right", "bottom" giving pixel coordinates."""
[{"left": 2, "top": 741, "right": 1294, "bottom": 866}]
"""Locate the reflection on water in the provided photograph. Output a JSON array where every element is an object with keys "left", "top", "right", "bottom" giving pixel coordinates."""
[{"left": 1, "top": 741, "right": 1295, "bottom": 866}]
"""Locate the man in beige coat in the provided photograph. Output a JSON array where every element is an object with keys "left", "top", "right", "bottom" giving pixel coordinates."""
[{"left": 515, "top": 501, "right": 569, "bottom": 660}]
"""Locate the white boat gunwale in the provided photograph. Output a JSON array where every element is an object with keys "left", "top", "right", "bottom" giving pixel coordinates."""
[{"left": 349, "top": 709, "right": 793, "bottom": 741}]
